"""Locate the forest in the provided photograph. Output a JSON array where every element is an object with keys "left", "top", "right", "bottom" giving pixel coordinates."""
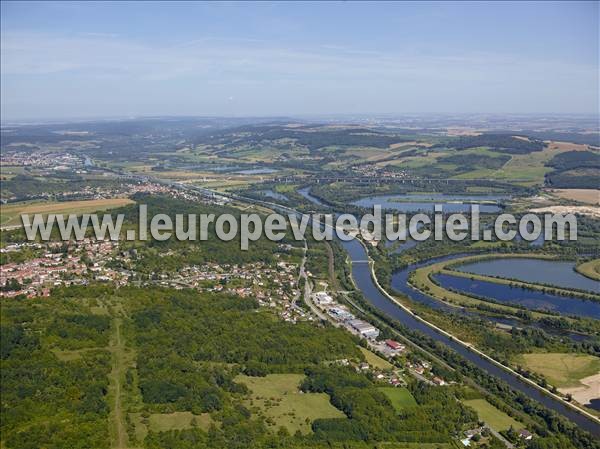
[
  {"left": 545, "top": 150, "right": 600, "bottom": 188},
  {"left": 0, "top": 284, "right": 506, "bottom": 449},
  {"left": 435, "top": 134, "right": 546, "bottom": 153}
]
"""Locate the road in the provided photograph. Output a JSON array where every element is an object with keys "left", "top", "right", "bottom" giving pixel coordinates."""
[
  {"left": 137, "top": 172, "right": 600, "bottom": 436},
  {"left": 485, "top": 425, "right": 514, "bottom": 449},
  {"left": 108, "top": 317, "right": 128, "bottom": 449}
]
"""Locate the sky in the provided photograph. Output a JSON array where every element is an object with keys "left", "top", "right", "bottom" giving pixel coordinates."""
[{"left": 1, "top": 1, "right": 598, "bottom": 120}]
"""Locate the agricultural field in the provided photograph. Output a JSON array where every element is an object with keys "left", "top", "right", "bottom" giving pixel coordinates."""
[
  {"left": 378, "top": 387, "right": 417, "bottom": 412},
  {"left": 515, "top": 353, "right": 600, "bottom": 389},
  {"left": 0, "top": 165, "right": 28, "bottom": 179},
  {"left": 551, "top": 188, "right": 599, "bottom": 205},
  {"left": 236, "top": 374, "right": 346, "bottom": 434},
  {"left": 0, "top": 198, "right": 134, "bottom": 228},
  {"left": 453, "top": 140, "right": 595, "bottom": 185},
  {"left": 462, "top": 399, "right": 523, "bottom": 432},
  {"left": 371, "top": 141, "right": 568, "bottom": 182}
]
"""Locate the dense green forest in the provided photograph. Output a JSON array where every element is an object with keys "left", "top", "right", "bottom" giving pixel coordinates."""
[
  {"left": 0, "top": 285, "right": 501, "bottom": 448},
  {"left": 434, "top": 134, "right": 546, "bottom": 154},
  {"left": 545, "top": 151, "right": 600, "bottom": 188},
  {"left": 1, "top": 294, "right": 112, "bottom": 448}
]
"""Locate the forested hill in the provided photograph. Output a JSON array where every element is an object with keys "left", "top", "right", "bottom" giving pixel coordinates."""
[
  {"left": 196, "top": 124, "right": 413, "bottom": 150},
  {"left": 435, "top": 134, "right": 546, "bottom": 154},
  {"left": 545, "top": 150, "right": 600, "bottom": 188}
]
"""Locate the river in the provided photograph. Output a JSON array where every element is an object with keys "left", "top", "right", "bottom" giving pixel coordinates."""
[
  {"left": 297, "top": 186, "right": 600, "bottom": 436},
  {"left": 340, "top": 238, "right": 600, "bottom": 435},
  {"left": 169, "top": 180, "right": 600, "bottom": 435},
  {"left": 351, "top": 193, "right": 507, "bottom": 213}
]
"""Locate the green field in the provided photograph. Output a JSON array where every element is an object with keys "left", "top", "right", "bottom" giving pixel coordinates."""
[
  {"left": 463, "top": 399, "right": 522, "bottom": 431},
  {"left": 360, "top": 347, "right": 394, "bottom": 370},
  {"left": 0, "top": 198, "right": 134, "bottom": 228},
  {"left": 516, "top": 353, "right": 600, "bottom": 388},
  {"left": 236, "top": 373, "right": 346, "bottom": 434},
  {"left": 130, "top": 411, "right": 213, "bottom": 442},
  {"left": 378, "top": 387, "right": 417, "bottom": 412}
]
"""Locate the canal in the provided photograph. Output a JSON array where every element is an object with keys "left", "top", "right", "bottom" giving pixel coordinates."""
[{"left": 296, "top": 186, "right": 600, "bottom": 435}]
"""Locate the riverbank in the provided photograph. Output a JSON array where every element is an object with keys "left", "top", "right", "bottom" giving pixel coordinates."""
[
  {"left": 357, "top": 239, "right": 600, "bottom": 429},
  {"left": 576, "top": 259, "right": 600, "bottom": 282},
  {"left": 406, "top": 254, "right": 600, "bottom": 321},
  {"left": 158, "top": 177, "right": 600, "bottom": 436}
]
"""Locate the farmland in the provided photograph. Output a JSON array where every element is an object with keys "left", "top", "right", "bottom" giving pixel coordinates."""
[
  {"left": 551, "top": 188, "right": 600, "bottom": 205},
  {"left": 515, "top": 353, "right": 600, "bottom": 389},
  {"left": 0, "top": 198, "right": 134, "bottom": 228}
]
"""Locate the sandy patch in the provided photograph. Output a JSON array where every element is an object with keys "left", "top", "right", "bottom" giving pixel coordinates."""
[
  {"left": 446, "top": 128, "right": 483, "bottom": 136},
  {"left": 550, "top": 189, "right": 600, "bottom": 205},
  {"left": 531, "top": 205, "right": 600, "bottom": 219},
  {"left": 513, "top": 135, "right": 531, "bottom": 142},
  {"left": 560, "top": 373, "right": 600, "bottom": 407},
  {"left": 389, "top": 141, "right": 433, "bottom": 149}
]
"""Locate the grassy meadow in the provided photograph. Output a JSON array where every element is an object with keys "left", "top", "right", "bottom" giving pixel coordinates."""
[
  {"left": 236, "top": 374, "right": 346, "bottom": 434},
  {"left": 515, "top": 353, "right": 600, "bottom": 388},
  {"left": 462, "top": 399, "right": 523, "bottom": 431},
  {"left": 378, "top": 387, "right": 417, "bottom": 412},
  {"left": 360, "top": 347, "right": 394, "bottom": 370}
]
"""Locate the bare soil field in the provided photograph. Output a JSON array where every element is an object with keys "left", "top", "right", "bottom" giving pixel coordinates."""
[
  {"left": 560, "top": 373, "right": 600, "bottom": 410},
  {"left": 544, "top": 140, "right": 593, "bottom": 152},
  {"left": 550, "top": 189, "right": 599, "bottom": 205},
  {"left": 530, "top": 205, "right": 600, "bottom": 219},
  {"left": 446, "top": 128, "right": 482, "bottom": 136}
]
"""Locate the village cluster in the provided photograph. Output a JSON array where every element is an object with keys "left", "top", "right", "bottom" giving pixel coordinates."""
[
  {"left": 149, "top": 257, "right": 310, "bottom": 323},
  {"left": 2, "top": 236, "right": 447, "bottom": 389},
  {"left": 0, "top": 240, "right": 128, "bottom": 297},
  {"left": 0, "top": 150, "right": 86, "bottom": 170},
  {"left": 0, "top": 240, "right": 301, "bottom": 318}
]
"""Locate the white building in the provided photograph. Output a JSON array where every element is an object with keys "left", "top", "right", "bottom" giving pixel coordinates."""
[
  {"left": 328, "top": 307, "right": 355, "bottom": 322},
  {"left": 348, "top": 319, "right": 380, "bottom": 339},
  {"left": 314, "top": 291, "right": 334, "bottom": 305}
]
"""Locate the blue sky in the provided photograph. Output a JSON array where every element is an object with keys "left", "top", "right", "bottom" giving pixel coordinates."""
[{"left": 1, "top": 1, "right": 598, "bottom": 119}]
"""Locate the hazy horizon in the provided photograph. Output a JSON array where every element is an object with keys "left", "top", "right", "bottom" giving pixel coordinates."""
[
  {"left": 2, "top": 112, "right": 600, "bottom": 127},
  {"left": 2, "top": 1, "right": 598, "bottom": 120}
]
